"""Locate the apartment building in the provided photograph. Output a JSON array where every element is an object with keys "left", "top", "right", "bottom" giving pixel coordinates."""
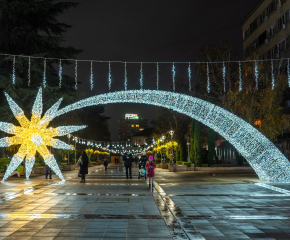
[{"left": 242, "top": 0, "right": 290, "bottom": 60}]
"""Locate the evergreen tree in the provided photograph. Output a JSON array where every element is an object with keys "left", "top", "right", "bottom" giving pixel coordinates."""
[
  {"left": 0, "top": 0, "right": 82, "bottom": 122},
  {"left": 207, "top": 128, "right": 215, "bottom": 167},
  {"left": 193, "top": 122, "right": 202, "bottom": 166},
  {"left": 190, "top": 119, "right": 195, "bottom": 162}
]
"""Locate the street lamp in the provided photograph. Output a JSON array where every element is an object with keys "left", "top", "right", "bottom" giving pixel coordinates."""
[
  {"left": 74, "top": 137, "right": 78, "bottom": 164},
  {"left": 67, "top": 134, "right": 71, "bottom": 163},
  {"left": 168, "top": 130, "right": 174, "bottom": 164},
  {"left": 160, "top": 135, "right": 166, "bottom": 162},
  {"left": 187, "top": 136, "right": 190, "bottom": 162}
]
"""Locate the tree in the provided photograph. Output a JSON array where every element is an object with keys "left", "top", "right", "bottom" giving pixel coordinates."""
[
  {"left": 196, "top": 42, "right": 290, "bottom": 142},
  {"left": 179, "top": 138, "right": 186, "bottom": 162},
  {"left": 0, "top": 0, "right": 82, "bottom": 124},
  {"left": 193, "top": 122, "right": 202, "bottom": 166},
  {"left": 207, "top": 128, "right": 215, "bottom": 166},
  {"left": 190, "top": 119, "right": 195, "bottom": 162},
  {"left": 176, "top": 146, "right": 180, "bottom": 163}
]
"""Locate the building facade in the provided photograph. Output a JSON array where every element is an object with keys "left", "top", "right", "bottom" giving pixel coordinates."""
[
  {"left": 118, "top": 113, "right": 148, "bottom": 141},
  {"left": 242, "top": 0, "right": 290, "bottom": 60}
]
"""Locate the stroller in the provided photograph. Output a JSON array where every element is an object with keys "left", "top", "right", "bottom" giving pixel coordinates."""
[{"left": 139, "top": 166, "right": 147, "bottom": 180}]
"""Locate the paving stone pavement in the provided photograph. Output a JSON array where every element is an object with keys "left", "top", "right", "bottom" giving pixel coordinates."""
[{"left": 0, "top": 164, "right": 290, "bottom": 239}]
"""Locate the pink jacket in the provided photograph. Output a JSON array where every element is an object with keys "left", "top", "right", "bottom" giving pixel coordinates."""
[{"left": 145, "top": 161, "right": 156, "bottom": 177}]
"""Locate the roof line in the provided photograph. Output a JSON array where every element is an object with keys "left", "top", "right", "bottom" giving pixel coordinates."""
[{"left": 242, "top": 0, "right": 265, "bottom": 25}]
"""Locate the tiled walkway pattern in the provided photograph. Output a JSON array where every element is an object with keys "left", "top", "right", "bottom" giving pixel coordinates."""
[{"left": 1, "top": 165, "right": 290, "bottom": 239}]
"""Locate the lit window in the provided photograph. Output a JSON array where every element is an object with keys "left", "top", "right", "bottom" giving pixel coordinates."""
[
  {"left": 136, "top": 125, "right": 139, "bottom": 127},
  {"left": 139, "top": 128, "right": 144, "bottom": 131},
  {"left": 131, "top": 125, "right": 134, "bottom": 127}
]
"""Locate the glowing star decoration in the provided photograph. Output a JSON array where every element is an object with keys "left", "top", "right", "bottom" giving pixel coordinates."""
[
  {"left": 55, "top": 90, "right": 290, "bottom": 182},
  {"left": 0, "top": 88, "right": 87, "bottom": 182}
]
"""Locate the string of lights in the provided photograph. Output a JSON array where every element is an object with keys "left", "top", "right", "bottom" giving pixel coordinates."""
[
  {"left": 239, "top": 61, "right": 242, "bottom": 91},
  {"left": 255, "top": 61, "right": 259, "bottom": 90},
  {"left": 12, "top": 55, "right": 16, "bottom": 85},
  {"left": 1, "top": 52, "right": 289, "bottom": 64},
  {"left": 59, "top": 59, "right": 62, "bottom": 89},
  {"left": 271, "top": 60, "right": 275, "bottom": 90},
  {"left": 207, "top": 62, "right": 210, "bottom": 93},
  {"left": 43, "top": 58, "right": 46, "bottom": 88},
  {"left": 108, "top": 61, "right": 111, "bottom": 90},
  {"left": 90, "top": 61, "right": 94, "bottom": 90},
  {"left": 223, "top": 62, "right": 226, "bottom": 92},
  {"left": 140, "top": 62, "right": 143, "bottom": 90},
  {"left": 28, "top": 57, "right": 31, "bottom": 87},
  {"left": 172, "top": 63, "right": 175, "bottom": 92},
  {"left": 124, "top": 62, "right": 127, "bottom": 90},
  {"left": 75, "top": 60, "right": 78, "bottom": 90},
  {"left": 188, "top": 63, "right": 191, "bottom": 91},
  {"left": 156, "top": 63, "right": 159, "bottom": 90}
]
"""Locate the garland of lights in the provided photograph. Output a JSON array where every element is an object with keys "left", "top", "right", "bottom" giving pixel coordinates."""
[
  {"left": 288, "top": 59, "right": 290, "bottom": 88},
  {"left": 0, "top": 88, "right": 87, "bottom": 182},
  {"left": 108, "top": 61, "right": 111, "bottom": 90},
  {"left": 54, "top": 90, "right": 290, "bottom": 182}
]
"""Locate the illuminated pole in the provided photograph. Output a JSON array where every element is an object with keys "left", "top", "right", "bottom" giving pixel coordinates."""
[
  {"left": 169, "top": 130, "right": 174, "bottom": 164},
  {"left": 74, "top": 138, "right": 76, "bottom": 164},
  {"left": 50, "top": 127, "right": 52, "bottom": 153}
]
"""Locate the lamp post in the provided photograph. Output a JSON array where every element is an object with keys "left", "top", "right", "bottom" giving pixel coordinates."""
[
  {"left": 50, "top": 127, "right": 52, "bottom": 153},
  {"left": 160, "top": 135, "right": 166, "bottom": 162},
  {"left": 187, "top": 136, "right": 190, "bottom": 162},
  {"left": 168, "top": 130, "right": 174, "bottom": 164},
  {"left": 74, "top": 137, "right": 78, "bottom": 164},
  {"left": 67, "top": 134, "right": 71, "bottom": 163}
]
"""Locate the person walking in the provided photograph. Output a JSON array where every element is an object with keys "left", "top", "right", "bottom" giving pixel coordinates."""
[
  {"left": 79, "top": 151, "right": 89, "bottom": 183},
  {"left": 104, "top": 159, "right": 108, "bottom": 171},
  {"left": 145, "top": 156, "right": 156, "bottom": 188},
  {"left": 46, "top": 163, "right": 52, "bottom": 179},
  {"left": 123, "top": 149, "right": 133, "bottom": 178},
  {"left": 138, "top": 152, "right": 148, "bottom": 178}
]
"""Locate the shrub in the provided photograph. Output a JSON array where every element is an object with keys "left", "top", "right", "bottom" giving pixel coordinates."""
[
  {"left": 183, "top": 162, "right": 191, "bottom": 167},
  {"left": 0, "top": 158, "right": 11, "bottom": 172},
  {"left": 176, "top": 161, "right": 183, "bottom": 165}
]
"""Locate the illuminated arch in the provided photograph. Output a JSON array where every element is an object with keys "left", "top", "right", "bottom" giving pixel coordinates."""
[{"left": 56, "top": 90, "right": 290, "bottom": 182}]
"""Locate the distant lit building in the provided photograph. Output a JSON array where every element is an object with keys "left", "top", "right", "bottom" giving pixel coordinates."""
[
  {"left": 131, "top": 128, "right": 153, "bottom": 147},
  {"left": 118, "top": 113, "right": 148, "bottom": 141}
]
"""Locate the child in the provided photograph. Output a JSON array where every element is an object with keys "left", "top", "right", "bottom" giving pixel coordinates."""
[
  {"left": 139, "top": 166, "right": 146, "bottom": 178},
  {"left": 145, "top": 156, "right": 156, "bottom": 188}
]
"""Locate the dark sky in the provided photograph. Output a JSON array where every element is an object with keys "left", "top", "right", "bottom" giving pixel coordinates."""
[{"left": 58, "top": 0, "right": 260, "bottom": 141}]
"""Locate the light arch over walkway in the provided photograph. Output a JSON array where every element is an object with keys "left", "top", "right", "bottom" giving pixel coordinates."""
[{"left": 56, "top": 90, "right": 290, "bottom": 182}]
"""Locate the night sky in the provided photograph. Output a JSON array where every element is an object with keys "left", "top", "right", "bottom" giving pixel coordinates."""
[{"left": 57, "top": 0, "right": 261, "bottom": 141}]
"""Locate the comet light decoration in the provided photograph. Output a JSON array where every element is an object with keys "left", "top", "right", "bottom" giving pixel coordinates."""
[
  {"left": 0, "top": 88, "right": 87, "bottom": 182},
  {"left": 55, "top": 90, "right": 290, "bottom": 182}
]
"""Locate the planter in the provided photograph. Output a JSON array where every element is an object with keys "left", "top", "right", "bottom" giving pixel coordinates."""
[
  {"left": 156, "top": 164, "right": 160, "bottom": 168},
  {"left": 168, "top": 164, "right": 175, "bottom": 172},
  {"left": 33, "top": 166, "right": 46, "bottom": 174},
  {"left": 194, "top": 167, "right": 253, "bottom": 171},
  {"left": 174, "top": 165, "right": 187, "bottom": 172},
  {"left": 62, "top": 164, "right": 76, "bottom": 171},
  {"left": 160, "top": 163, "right": 168, "bottom": 169}
]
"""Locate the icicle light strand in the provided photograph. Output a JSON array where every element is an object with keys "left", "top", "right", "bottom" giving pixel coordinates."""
[
  {"left": 157, "top": 63, "right": 159, "bottom": 90},
  {"left": 288, "top": 59, "right": 290, "bottom": 87},
  {"left": 172, "top": 63, "right": 175, "bottom": 92},
  {"left": 188, "top": 63, "right": 191, "bottom": 91},
  {"left": 207, "top": 63, "right": 210, "bottom": 93},
  {"left": 239, "top": 62, "right": 242, "bottom": 91},
  {"left": 223, "top": 62, "right": 226, "bottom": 92},
  {"left": 75, "top": 60, "right": 78, "bottom": 90},
  {"left": 108, "top": 62, "right": 111, "bottom": 90},
  {"left": 90, "top": 61, "right": 93, "bottom": 90},
  {"left": 28, "top": 57, "right": 31, "bottom": 87},
  {"left": 59, "top": 59, "right": 62, "bottom": 89},
  {"left": 255, "top": 61, "right": 258, "bottom": 90},
  {"left": 43, "top": 58, "right": 46, "bottom": 88},
  {"left": 271, "top": 60, "right": 275, "bottom": 90},
  {"left": 12, "top": 55, "right": 16, "bottom": 85},
  {"left": 124, "top": 62, "right": 127, "bottom": 90},
  {"left": 140, "top": 62, "right": 143, "bottom": 90}
]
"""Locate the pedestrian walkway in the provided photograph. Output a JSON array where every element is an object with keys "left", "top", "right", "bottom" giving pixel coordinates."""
[{"left": 1, "top": 165, "right": 290, "bottom": 239}]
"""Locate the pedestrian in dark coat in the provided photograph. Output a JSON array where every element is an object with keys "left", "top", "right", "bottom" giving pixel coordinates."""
[
  {"left": 103, "top": 160, "right": 108, "bottom": 171},
  {"left": 80, "top": 151, "right": 89, "bottom": 183},
  {"left": 123, "top": 149, "right": 133, "bottom": 178}
]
